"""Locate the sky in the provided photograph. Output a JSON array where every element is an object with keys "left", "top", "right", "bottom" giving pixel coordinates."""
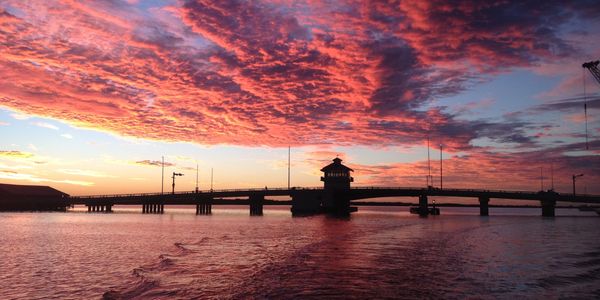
[{"left": 0, "top": 0, "right": 599, "bottom": 196}]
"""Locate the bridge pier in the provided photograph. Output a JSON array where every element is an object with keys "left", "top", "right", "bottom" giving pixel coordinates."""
[
  {"left": 249, "top": 194, "right": 264, "bottom": 216},
  {"left": 541, "top": 199, "right": 556, "bottom": 217},
  {"left": 418, "top": 195, "right": 428, "bottom": 217},
  {"left": 196, "top": 203, "right": 212, "bottom": 215},
  {"left": 87, "top": 204, "right": 112, "bottom": 213},
  {"left": 196, "top": 203, "right": 207, "bottom": 215},
  {"left": 142, "top": 204, "right": 163, "bottom": 214},
  {"left": 479, "top": 197, "right": 490, "bottom": 216}
]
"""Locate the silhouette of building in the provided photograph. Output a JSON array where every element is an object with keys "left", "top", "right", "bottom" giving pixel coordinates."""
[
  {"left": 320, "top": 157, "right": 354, "bottom": 190},
  {"left": 0, "top": 183, "right": 69, "bottom": 211}
]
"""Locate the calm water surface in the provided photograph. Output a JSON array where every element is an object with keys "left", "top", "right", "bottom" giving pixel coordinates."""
[{"left": 0, "top": 206, "right": 599, "bottom": 299}]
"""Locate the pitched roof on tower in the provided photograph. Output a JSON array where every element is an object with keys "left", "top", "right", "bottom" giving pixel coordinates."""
[{"left": 320, "top": 157, "right": 353, "bottom": 172}]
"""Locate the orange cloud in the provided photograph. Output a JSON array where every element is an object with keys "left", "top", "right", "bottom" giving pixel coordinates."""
[
  {"left": 134, "top": 160, "right": 175, "bottom": 167},
  {"left": 0, "top": 0, "right": 598, "bottom": 184}
]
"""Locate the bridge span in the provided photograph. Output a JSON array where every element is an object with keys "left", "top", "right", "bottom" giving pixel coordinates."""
[{"left": 68, "top": 186, "right": 600, "bottom": 217}]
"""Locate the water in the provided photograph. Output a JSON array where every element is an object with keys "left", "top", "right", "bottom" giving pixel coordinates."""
[{"left": 0, "top": 206, "right": 599, "bottom": 299}]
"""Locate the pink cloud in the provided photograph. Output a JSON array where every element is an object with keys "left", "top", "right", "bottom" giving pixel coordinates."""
[{"left": 0, "top": 0, "right": 597, "bottom": 156}]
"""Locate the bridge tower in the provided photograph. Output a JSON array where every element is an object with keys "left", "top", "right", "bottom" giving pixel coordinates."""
[
  {"left": 321, "top": 157, "right": 354, "bottom": 190},
  {"left": 320, "top": 157, "right": 355, "bottom": 214}
]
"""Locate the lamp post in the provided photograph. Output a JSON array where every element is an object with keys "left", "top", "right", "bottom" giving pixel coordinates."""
[
  {"left": 172, "top": 172, "right": 184, "bottom": 194},
  {"left": 572, "top": 173, "right": 584, "bottom": 198},
  {"left": 439, "top": 144, "right": 443, "bottom": 189}
]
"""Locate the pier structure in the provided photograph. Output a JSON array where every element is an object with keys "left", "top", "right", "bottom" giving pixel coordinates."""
[
  {"left": 196, "top": 193, "right": 212, "bottom": 215},
  {"left": 418, "top": 195, "right": 429, "bottom": 217},
  {"left": 479, "top": 197, "right": 490, "bottom": 216},
  {"left": 59, "top": 158, "right": 599, "bottom": 217},
  {"left": 249, "top": 193, "right": 264, "bottom": 216},
  {"left": 64, "top": 186, "right": 599, "bottom": 217},
  {"left": 86, "top": 204, "right": 113, "bottom": 213},
  {"left": 142, "top": 203, "right": 163, "bottom": 214}
]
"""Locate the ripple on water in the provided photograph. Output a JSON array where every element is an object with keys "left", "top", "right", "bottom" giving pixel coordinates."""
[{"left": 1, "top": 209, "right": 599, "bottom": 299}]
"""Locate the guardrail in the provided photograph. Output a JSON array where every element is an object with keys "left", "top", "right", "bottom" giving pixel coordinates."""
[{"left": 69, "top": 186, "right": 597, "bottom": 199}]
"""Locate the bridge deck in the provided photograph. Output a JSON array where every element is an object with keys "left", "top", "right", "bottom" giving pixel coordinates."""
[{"left": 68, "top": 187, "right": 600, "bottom": 205}]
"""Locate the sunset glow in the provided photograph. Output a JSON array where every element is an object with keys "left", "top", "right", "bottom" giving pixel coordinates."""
[{"left": 1, "top": 1, "right": 599, "bottom": 195}]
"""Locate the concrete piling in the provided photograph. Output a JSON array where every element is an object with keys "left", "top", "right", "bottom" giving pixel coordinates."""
[
  {"left": 479, "top": 197, "right": 490, "bottom": 216},
  {"left": 418, "top": 195, "right": 428, "bottom": 217},
  {"left": 249, "top": 194, "right": 264, "bottom": 216}
]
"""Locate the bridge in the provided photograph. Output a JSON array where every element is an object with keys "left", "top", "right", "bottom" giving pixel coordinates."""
[
  {"left": 60, "top": 158, "right": 600, "bottom": 217},
  {"left": 67, "top": 186, "right": 600, "bottom": 217}
]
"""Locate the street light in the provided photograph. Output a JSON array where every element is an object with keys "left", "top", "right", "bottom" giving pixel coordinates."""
[
  {"left": 439, "top": 144, "right": 443, "bottom": 189},
  {"left": 572, "top": 173, "right": 584, "bottom": 198},
  {"left": 172, "top": 172, "right": 184, "bottom": 194}
]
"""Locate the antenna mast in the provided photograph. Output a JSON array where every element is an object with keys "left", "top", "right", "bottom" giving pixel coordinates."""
[
  {"left": 427, "top": 135, "right": 432, "bottom": 187},
  {"left": 439, "top": 144, "right": 443, "bottom": 189},
  {"left": 540, "top": 167, "right": 544, "bottom": 191},
  {"left": 583, "top": 67, "right": 589, "bottom": 150},
  {"left": 551, "top": 163, "right": 554, "bottom": 190}
]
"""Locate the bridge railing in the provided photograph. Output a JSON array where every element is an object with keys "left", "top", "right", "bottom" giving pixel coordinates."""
[
  {"left": 349, "top": 186, "right": 558, "bottom": 196},
  {"left": 69, "top": 186, "right": 597, "bottom": 200},
  {"left": 69, "top": 186, "right": 327, "bottom": 199}
]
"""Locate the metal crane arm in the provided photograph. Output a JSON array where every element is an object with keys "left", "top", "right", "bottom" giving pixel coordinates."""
[{"left": 583, "top": 60, "right": 600, "bottom": 86}]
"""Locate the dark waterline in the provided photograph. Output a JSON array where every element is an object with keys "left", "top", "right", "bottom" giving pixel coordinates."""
[{"left": 1, "top": 206, "right": 599, "bottom": 299}]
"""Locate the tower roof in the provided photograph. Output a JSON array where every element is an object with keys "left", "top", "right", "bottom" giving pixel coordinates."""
[{"left": 320, "top": 157, "right": 353, "bottom": 172}]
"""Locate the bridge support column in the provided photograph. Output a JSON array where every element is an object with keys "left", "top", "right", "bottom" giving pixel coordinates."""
[
  {"left": 160, "top": 204, "right": 164, "bottom": 214},
  {"left": 106, "top": 205, "right": 113, "bottom": 213},
  {"left": 418, "top": 195, "right": 428, "bottom": 217},
  {"left": 479, "top": 197, "right": 490, "bottom": 216},
  {"left": 541, "top": 199, "right": 556, "bottom": 217},
  {"left": 196, "top": 200, "right": 212, "bottom": 215},
  {"left": 87, "top": 205, "right": 91, "bottom": 212},
  {"left": 249, "top": 194, "right": 264, "bottom": 216}
]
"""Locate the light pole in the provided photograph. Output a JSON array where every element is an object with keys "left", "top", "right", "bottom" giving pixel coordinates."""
[
  {"left": 439, "top": 144, "right": 443, "bottom": 189},
  {"left": 540, "top": 167, "right": 544, "bottom": 191},
  {"left": 288, "top": 146, "right": 291, "bottom": 190},
  {"left": 172, "top": 172, "right": 183, "bottom": 194},
  {"left": 572, "top": 173, "right": 584, "bottom": 198}
]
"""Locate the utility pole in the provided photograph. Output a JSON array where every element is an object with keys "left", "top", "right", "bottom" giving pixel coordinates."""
[
  {"left": 161, "top": 156, "right": 164, "bottom": 195},
  {"left": 427, "top": 136, "right": 432, "bottom": 187},
  {"left": 540, "top": 167, "right": 544, "bottom": 191},
  {"left": 195, "top": 163, "right": 199, "bottom": 193},
  {"left": 440, "top": 144, "right": 443, "bottom": 189},
  {"left": 551, "top": 163, "right": 554, "bottom": 191},
  {"left": 573, "top": 173, "right": 584, "bottom": 198},
  {"left": 288, "top": 146, "right": 291, "bottom": 190},
  {"left": 172, "top": 172, "right": 183, "bottom": 194},
  {"left": 210, "top": 168, "right": 214, "bottom": 192}
]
